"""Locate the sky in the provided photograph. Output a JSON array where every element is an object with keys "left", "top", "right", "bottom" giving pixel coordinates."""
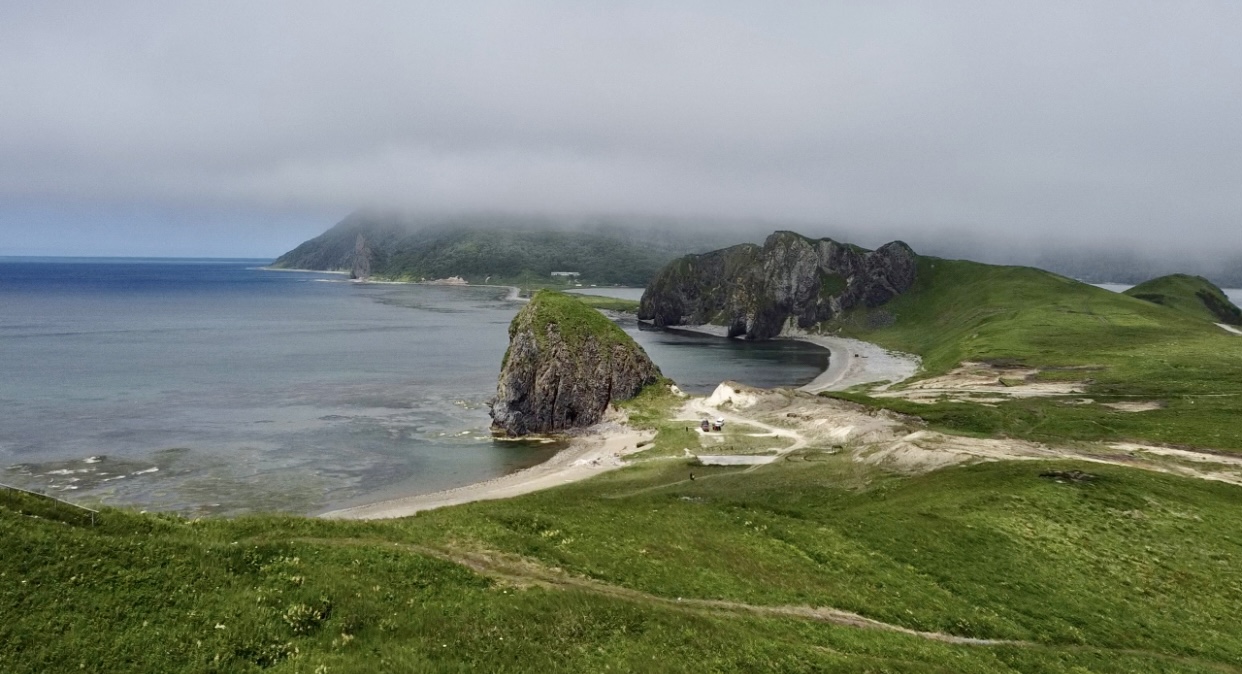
[{"left": 1, "top": 2, "right": 1240, "bottom": 259}]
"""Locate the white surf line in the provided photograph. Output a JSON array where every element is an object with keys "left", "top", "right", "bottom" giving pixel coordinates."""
[{"left": 1216, "top": 323, "right": 1242, "bottom": 335}]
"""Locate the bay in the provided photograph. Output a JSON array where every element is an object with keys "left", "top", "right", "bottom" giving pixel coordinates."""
[{"left": 0, "top": 259, "right": 827, "bottom": 515}]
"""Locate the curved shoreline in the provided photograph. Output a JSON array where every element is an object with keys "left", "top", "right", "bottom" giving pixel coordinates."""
[
  {"left": 659, "top": 323, "right": 919, "bottom": 393},
  {"left": 320, "top": 424, "right": 654, "bottom": 520}
]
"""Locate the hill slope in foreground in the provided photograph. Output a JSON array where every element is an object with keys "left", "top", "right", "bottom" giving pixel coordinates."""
[
  {"left": 6, "top": 247, "right": 1242, "bottom": 672},
  {"left": 271, "top": 212, "right": 702, "bottom": 286}
]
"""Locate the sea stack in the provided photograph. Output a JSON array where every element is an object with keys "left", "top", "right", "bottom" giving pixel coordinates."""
[
  {"left": 490, "top": 290, "right": 662, "bottom": 436},
  {"left": 349, "top": 233, "right": 372, "bottom": 280}
]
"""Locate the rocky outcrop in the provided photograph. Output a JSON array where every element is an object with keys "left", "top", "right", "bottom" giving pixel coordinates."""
[
  {"left": 638, "top": 231, "right": 918, "bottom": 339},
  {"left": 349, "top": 234, "right": 372, "bottom": 280},
  {"left": 490, "top": 291, "right": 662, "bottom": 436}
]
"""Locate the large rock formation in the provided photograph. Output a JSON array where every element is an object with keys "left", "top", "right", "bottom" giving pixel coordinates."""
[
  {"left": 349, "top": 233, "right": 372, "bottom": 280},
  {"left": 638, "top": 231, "right": 918, "bottom": 339},
  {"left": 490, "top": 291, "right": 662, "bottom": 436}
]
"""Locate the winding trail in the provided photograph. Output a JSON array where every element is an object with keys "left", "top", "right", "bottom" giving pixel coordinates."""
[
  {"left": 299, "top": 537, "right": 1024, "bottom": 648},
  {"left": 291, "top": 536, "right": 1242, "bottom": 669}
]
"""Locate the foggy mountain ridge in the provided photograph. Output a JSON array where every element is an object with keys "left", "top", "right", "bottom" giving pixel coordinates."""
[{"left": 274, "top": 210, "right": 1242, "bottom": 288}]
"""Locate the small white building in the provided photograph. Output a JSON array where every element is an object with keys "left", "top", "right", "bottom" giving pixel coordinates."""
[{"left": 550, "top": 271, "right": 580, "bottom": 277}]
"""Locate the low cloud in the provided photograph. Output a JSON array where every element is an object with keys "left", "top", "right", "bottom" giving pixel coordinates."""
[{"left": 1, "top": 1, "right": 1240, "bottom": 255}]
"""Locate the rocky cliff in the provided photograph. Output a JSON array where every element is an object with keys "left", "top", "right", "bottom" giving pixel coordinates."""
[
  {"left": 490, "top": 291, "right": 662, "bottom": 436},
  {"left": 638, "top": 231, "right": 918, "bottom": 339}
]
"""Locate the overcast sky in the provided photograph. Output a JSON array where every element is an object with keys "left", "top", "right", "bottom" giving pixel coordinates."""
[{"left": 1, "top": 1, "right": 1240, "bottom": 258}]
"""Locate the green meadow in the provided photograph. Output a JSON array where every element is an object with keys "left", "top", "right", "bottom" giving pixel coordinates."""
[{"left": 830, "top": 259, "right": 1242, "bottom": 450}]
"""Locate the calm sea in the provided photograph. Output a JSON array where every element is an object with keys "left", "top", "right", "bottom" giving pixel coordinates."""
[{"left": 0, "top": 259, "right": 828, "bottom": 515}]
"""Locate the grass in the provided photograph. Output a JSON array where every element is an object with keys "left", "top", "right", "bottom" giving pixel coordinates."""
[
  {"left": 519, "top": 290, "right": 633, "bottom": 349},
  {"left": 1124, "top": 273, "right": 1242, "bottom": 326},
  {"left": 828, "top": 257, "right": 1242, "bottom": 450},
  {"left": 571, "top": 294, "right": 641, "bottom": 314},
  {"left": 7, "top": 455, "right": 1242, "bottom": 672}
]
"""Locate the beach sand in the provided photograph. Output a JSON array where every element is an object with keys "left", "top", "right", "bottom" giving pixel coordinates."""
[{"left": 320, "top": 423, "right": 654, "bottom": 520}]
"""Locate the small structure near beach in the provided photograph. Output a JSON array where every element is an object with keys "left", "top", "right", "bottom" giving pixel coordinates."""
[{"left": 489, "top": 290, "right": 663, "bottom": 436}]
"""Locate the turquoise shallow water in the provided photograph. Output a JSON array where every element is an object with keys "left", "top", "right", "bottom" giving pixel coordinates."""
[{"left": 0, "top": 259, "right": 828, "bottom": 515}]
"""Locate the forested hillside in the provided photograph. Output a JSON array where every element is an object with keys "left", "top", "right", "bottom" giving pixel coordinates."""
[{"left": 272, "top": 212, "right": 714, "bottom": 286}]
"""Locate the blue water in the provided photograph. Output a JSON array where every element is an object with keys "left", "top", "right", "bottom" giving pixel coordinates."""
[{"left": 0, "top": 259, "right": 828, "bottom": 515}]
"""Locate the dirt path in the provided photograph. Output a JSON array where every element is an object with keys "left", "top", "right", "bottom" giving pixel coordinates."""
[
  {"left": 679, "top": 397, "right": 808, "bottom": 471},
  {"left": 300, "top": 536, "right": 1023, "bottom": 647}
]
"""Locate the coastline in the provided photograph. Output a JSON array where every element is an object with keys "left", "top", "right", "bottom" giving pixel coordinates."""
[
  {"left": 258, "top": 267, "right": 526, "bottom": 301},
  {"left": 659, "top": 323, "right": 919, "bottom": 393},
  {"left": 320, "top": 422, "right": 653, "bottom": 520},
  {"left": 257, "top": 266, "right": 350, "bottom": 274},
  {"left": 327, "top": 301, "right": 913, "bottom": 520}
]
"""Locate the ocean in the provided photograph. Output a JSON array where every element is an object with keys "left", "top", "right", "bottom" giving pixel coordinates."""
[{"left": 0, "top": 259, "right": 829, "bottom": 516}]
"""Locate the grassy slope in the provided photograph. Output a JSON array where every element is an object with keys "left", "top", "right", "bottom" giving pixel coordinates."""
[
  {"left": 1124, "top": 274, "right": 1242, "bottom": 326},
  {"left": 570, "top": 294, "right": 640, "bottom": 314},
  {"left": 6, "top": 452, "right": 1242, "bottom": 673},
  {"left": 830, "top": 257, "right": 1242, "bottom": 448}
]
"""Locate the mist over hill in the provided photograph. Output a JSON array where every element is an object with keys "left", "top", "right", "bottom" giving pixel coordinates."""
[
  {"left": 275, "top": 211, "right": 1242, "bottom": 288},
  {"left": 272, "top": 211, "right": 762, "bottom": 286}
]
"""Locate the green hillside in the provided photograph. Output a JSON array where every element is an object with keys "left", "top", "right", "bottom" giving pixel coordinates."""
[
  {"left": 1124, "top": 273, "right": 1242, "bottom": 326},
  {"left": 830, "top": 257, "right": 1242, "bottom": 448},
  {"left": 272, "top": 213, "right": 704, "bottom": 286},
  {"left": 8, "top": 452, "right": 1242, "bottom": 673}
]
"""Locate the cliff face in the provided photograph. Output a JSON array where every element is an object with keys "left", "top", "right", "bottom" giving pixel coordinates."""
[
  {"left": 490, "top": 291, "right": 662, "bottom": 436},
  {"left": 349, "top": 233, "right": 373, "bottom": 280},
  {"left": 638, "top": 231, "right": 918, "bottom": 339}
]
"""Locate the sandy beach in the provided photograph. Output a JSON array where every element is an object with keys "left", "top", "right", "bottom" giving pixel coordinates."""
[{"left": 321, "top": 423, "right": 654, "bottom": 520}]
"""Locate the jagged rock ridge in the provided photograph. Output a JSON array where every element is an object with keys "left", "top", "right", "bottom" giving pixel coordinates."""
[
  {"left": 490, "top": 291, "right": 662, "bottom": 436},
  {"left": 638, "top": 231, "right": 918, "bottom": 340}
]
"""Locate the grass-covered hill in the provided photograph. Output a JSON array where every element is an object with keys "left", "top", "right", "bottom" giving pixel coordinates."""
[
  {"left": 828, "top": 257, "right": 1242, "bottom": 449},
  {"left": 271, "top": 212, "right": 709, "bottom": 286},
  {"left": 8, "top": 441, "right": 1242, "bottom": 673},
  {"left": 1123, "top": 273, "right": 1242, "bottom": 326}
]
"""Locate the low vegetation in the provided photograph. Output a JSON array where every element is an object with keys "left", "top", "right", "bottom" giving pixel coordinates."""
[
  {"left": 569, "top": 294, "right": 640, "bottom": 314},
  {"left": 519, "top": 290, "right": 634, "bottom": 352},
  {"left": 7, "top": 451, "right": 1242, "bottom": 672},
  {"left": 829, "top": 257, "right": 1242, "bottom": 450},
  {"left": 1124, "top": 273, "right": 1242, "bottom": 326}
]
